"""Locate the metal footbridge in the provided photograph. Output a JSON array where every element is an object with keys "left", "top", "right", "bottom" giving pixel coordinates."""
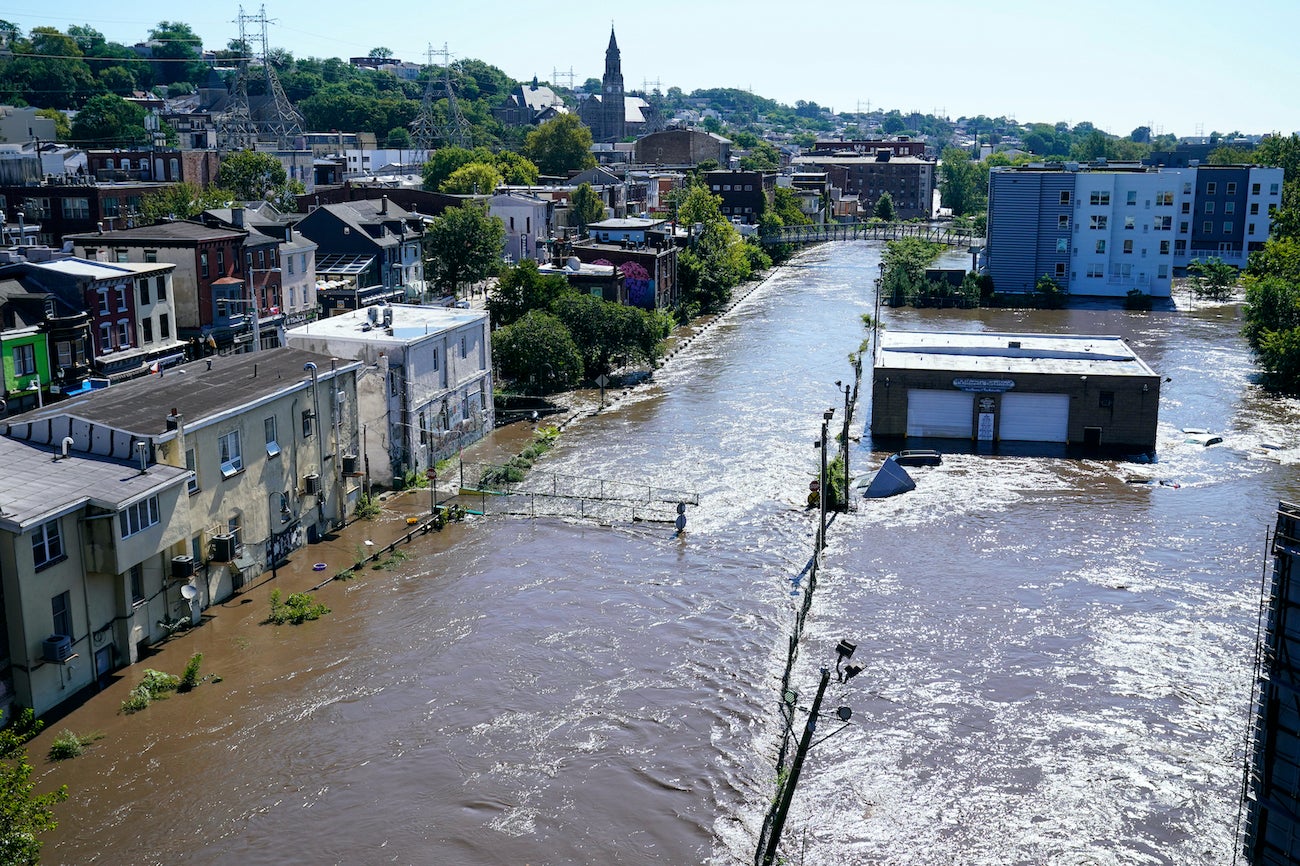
[{"left": 759, "top": 221, "right": 983, "bottom": 248}]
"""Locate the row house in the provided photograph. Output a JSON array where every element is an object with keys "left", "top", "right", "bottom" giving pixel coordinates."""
[
  {"left": 489, "top": 193, "right": 552, "bottom": 265},
  {"left": 67, "top": 221, "right": 250, "bottom": 350},
  {"left": 0, "top": 181, "right": 174, "bottom": 245},
  {"left": 295, "top": 197, "right": 426, "bottom": 301},
  {"left": 0, "top": 347, "right": 362, "bottom": 717},
  {"left": 704, "top": 169, "right": 776, "bottom": 225}
]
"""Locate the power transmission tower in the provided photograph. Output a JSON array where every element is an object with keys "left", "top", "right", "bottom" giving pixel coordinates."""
[
  {"left": 641, "top": 77, "right": 661, "bottom": 94},
  {"left": 410, "top": 43, "right": 440, "bottom": 151},
  {"left": 244, "top": 4, "right": 303, "bottom": 148},
  {"left": 552, "top": 66, "right": 575, "bottom": 89},
  {"left": 434, "top": 43, "right": 473, "bottom": 148},
  {"left": 217, "top": 7, "right": 257, "bottom": 151}
]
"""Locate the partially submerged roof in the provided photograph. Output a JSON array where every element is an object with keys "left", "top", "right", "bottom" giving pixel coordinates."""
[{"left": 875, "top": 331, "right": 1158, "bottom": 378}]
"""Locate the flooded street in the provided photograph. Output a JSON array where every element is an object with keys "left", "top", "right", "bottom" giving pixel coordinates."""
[{"left": 34, "top": 242, "right": 1300, "bottom": 865}]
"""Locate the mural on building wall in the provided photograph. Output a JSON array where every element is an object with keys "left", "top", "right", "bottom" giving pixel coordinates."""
[
  {"left": 620, "top": 261, "right": 655, "bottom": 309},
  {"left": 267, "top": 520, "right": 305, "bottom": 569}
]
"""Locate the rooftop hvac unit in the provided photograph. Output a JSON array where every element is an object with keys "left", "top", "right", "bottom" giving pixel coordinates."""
[
  {"left": 42, "top": 634, "right": 73, "bottom": 663},
  {"left": 211, "top": 534, "right": 236, "bottom": 562},
  {"left": 171, "top": 555, "right": 195, "bottom": 578},
  {"left": 303, "top": 473, "right": 321, "bottom": 495}
]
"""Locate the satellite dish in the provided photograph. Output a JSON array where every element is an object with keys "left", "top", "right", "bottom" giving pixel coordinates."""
[{"left": 180, "top": 584, "right": 198, "bottom": 600}]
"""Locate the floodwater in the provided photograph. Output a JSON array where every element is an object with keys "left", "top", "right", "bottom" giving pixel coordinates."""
[{"left": 33, "top": 242, "right": 1300, "bottom": 865}]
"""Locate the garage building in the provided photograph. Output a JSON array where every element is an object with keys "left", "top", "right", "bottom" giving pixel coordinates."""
[{"left": 870, "top": 331, "right": 1161, "bottom": 454}]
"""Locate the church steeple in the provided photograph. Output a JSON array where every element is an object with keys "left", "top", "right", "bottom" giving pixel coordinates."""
[{"left": 603, "top": 26, "right": 623, "bottom": 90}]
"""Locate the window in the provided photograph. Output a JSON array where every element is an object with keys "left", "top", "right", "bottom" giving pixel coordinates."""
[
  {"left": 1251, "top": 203, "right": 1260, "bottom": 215},
  {"left": 264, "top": 416, "right": 280, "bottom": 458},
  {"left": 218, "top": 430, "right": 242, "bottom": 477},
  {"left": 228, "top": 514, "right": 244, "bottom": 552},
  {"left": 156, "top": 276, "right": 166, "bottom": 300},
  {"left": 97, "top": 288, "right": 110, "bottom": 315},
  {"left": 139, "top": 280, "right": 150, "bottom": 305},
  {"left": 1059, "top": 191, "right": 1071, "bottom": 205},
  {"left": 1204, "top": 201, "right": 1215, "bottom": 214},
  {"left": 12, "top": 344, "right": 34, "bottom": 376},
  {"left": 1056, "top": 238, "right": 1068, "bottom": 253},
  {"left": 56, "top": 341, "right": 72, "bottom": 368},
  {"left": 1180, "top": 221, "right": 1189, "bottom": 234},
  {"left": 61, "top": 197, "right": 89, "bottom": 219},
  {"left": 1123, "top": 239, "right": 1133, "bottom": 254},
  {"left": 1054, "top": 262, "right": 1066, "bottom": 277},
  {"left": 1126, "top": 191, "right": 1137, "bottom": 206},
  {"left": 1154, "top": 216, "right": 1172, "bottom": 231},
  {"left": 1089, "top": 215, "right": 1108, "bottom": 230},
  {"left": 159, "top": 314, "right": 170, "bottom": 340},
  {"left": 117, "top": 320, "right": 131, "bottom": 346},
  {"left": 33, "top": 519, "right": 64, "bottom": 569},
  {"left": 1095, "top": 239, "right": 1106, "bottom": 254},
  {"left": 1086, "top": 264, "right": 1105, "bottom": 278},
  {"left": 1158, "top": 264, "right": 1169, "bottom": 279},
  {"left": 130, "top": 564, "right": 144, "bottom": 605},
  {"left": 51, "top": 590, "right": 71, "bottom": 637},
  {"left": 115, "top": 250, "right": 128, "bottom": 264},
  {"left": 1250, "top": 223, "right": 1257, "bottom": 235},
  {"left": 99, "top": 322, "right": 112, "bottom": 351},
  {"left": 119, "top": 496, "right": 160, "bottom": 538},
  {"left": 144, "top": 250, "right": 157, "bottom": 263},
  {"left": 1124, "top": 216, "right": 1135, "bottom": 230},
  {"left": 1227, "top": 182, "right": 1237, "bottom": 195},
  {"left": 287, "top": 256, "right": 294, "bottom": 275},
  {"left": 186, "top": 446, "right": 199, "bottom": 494},
  {"left": 1252, "top": 183, "right": 1262, "bottom": 195},
  {"left": 432, "top": 347, "right": 439, "bottom": 371},
  {"left": 1203, "top": 221, "right": 1213, "bottom": 234},
  {"left": 103, "top": 196, "right": 119, "bottom": 216},
  {"left": 1089, "top": 190, "right": 1111, "bottom": 206},
  {"left": 1058, "top": 215, "right": 1070, "bottom": 229},
  {"left": 200, "top": 252, "right": 209, "bottom": 278},
  {"left": 1225, "top": 202, "right": 1235, "bottom": 215},
  {"left": 1206, "top": 182, "right": 1217, "bottom": 195},
  {"left": 460, "top": 336, "right": 468, "bottom": 359},
  {"left": 1175, "top": 239, "right": 1186, "bottom": 254},
  {"left": 1156, "top": 191, "right": 1173, "bottom": 206},
  {"left": 216, "top": 250, "right": 225, "bottom": 274},
  {"left": 302, "top": 409, "right": 314, "bottom": 438},
  {"left": 142, "top": 318, "right": 153, "bottom": 343},
  {"left": 1224, "top": 221, "right": 1233, "bottom": 234},
  {"left": 1181, "top": 202, "right": 1190, "bottom": 214},
  {"left": 1159, "top": 240, "right": 1170, "bottom": 255}
]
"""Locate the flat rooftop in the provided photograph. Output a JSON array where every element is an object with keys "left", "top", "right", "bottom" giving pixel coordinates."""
[
  {"left": 7, "top": 347, "right": 355, "bottom": 436},
  {"left": 287, "top": 303, "right": 485, "bottom": 345},
  {"left": 0, "top": 436, "right": 189, "bottom": 532},
  {"left": 876, "top": 331, "right": 1158, "bottom": 378}
]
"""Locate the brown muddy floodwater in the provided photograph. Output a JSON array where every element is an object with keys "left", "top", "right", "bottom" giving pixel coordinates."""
[{"left": 32, "top": 242, "right": 1300, "bottom": 866}]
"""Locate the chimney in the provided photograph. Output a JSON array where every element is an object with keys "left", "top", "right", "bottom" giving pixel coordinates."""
[
  {"left": 380, "top": 194, "right": 389, "bottom": 215},
  {"left": 232, "top": 205, "right": 245, "bottom": 228}
]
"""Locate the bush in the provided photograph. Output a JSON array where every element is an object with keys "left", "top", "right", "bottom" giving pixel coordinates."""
[
  {"left": 1125, "top": 289, "right": 1153, "bottom": 311},
  {"left": 48, "top": 729, "right": 102, "bottom": 761},
  {"left": 267, "top": 588, "right": 331, "bottom": 625},
  {"left": 355, "top": 493, "right": 382, "bottom": 520},
  {"left": 120, "top": 669, "right": 180, "bottom": 714},
  {"left": 179, "top": 653, "right": 203, "bottom": 692}
]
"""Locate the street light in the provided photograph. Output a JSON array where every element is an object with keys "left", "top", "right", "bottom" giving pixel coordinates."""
[
  {"left": 761, "top": 639, "right": 863, "bottom": 866},
  {"left": 816, "top": 407, "right": 834, "bottom": 555},
  {"left": 836, "top": 380, "right": 852, "bottom": 509}
]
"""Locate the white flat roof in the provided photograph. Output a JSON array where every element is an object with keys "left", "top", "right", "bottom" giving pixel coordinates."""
[
  {"left": 876, "top": 331, "right": 1157, "bottom": 378},
  {"left": 286, "top": 303, "right": 485, "bottom": 345}
]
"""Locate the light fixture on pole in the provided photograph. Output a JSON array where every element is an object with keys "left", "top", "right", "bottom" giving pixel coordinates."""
[
  {"left": 836, "top": 380, "right": 852, "bottom": 510},
  {"left": 817, "top": 407, "right": 834, "bottom": 554},
  {"left": 761, "top": 639, "right": 863, "bottom": 866},
  {"left": 247, "top": 267, "right": 282, "bottom": 351}
]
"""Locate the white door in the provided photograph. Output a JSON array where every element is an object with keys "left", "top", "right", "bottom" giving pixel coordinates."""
[
  {"left": 999, "top": 393, "right": 1070, "bottom": 442},
  {"left": 906, "top": 390, "right": 974, "bottom": 438}
]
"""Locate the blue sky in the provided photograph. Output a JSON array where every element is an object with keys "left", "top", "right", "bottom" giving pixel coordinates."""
[{"left": 1, "top": 0, "right": 1296, "bottom": 138}]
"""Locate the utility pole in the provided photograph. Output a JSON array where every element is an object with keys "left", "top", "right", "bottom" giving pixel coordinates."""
[
  {"left": 762, "top": 667, "right": 831, "bottom": 866},
  {"left": 837, "top": 381, "right": 851, "bottom": 509},
  {"left": 818, "top": 408, "right": 832, "bottom": 553}
]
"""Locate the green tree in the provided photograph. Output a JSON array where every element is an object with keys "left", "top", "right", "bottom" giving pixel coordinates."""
[
  {"left": 1242, "top": 275, "right": 1300, "bottom": 355},
  {"left": 523, "top": 113, "right": 595, "bottom": 176},
  {"left": 493, "top": 150, "right": 539, "bottom": 185},
  {"left": 570, "top": 182, "right": 606, "bottom": 232},
  {"left": 939, "top": 147, "right": 987, "bottom": 217},
  {"left": 35, "top": 108, "right": 69, "bottom": 140},
  {"left": 873, "top": 191, "right": 896, "bottom": 221},
  {"left": 421, "top": 146, "right": 494, "bottom": 191},
  {"left": 0, "top": 27, "right": 99, "bottom": 108},
  {"left": 1035, "top": 273, "right": 1067, "bottom": 309},
  {"left": 0, "top": 708, "right": 69, "bottom": 865},
  {"left": 424, "top": 202, "right": 505, "bottom": 296},
  {"left": 137, "top": 182, "right": 233, "bottom": 223},
  {"left": 216, "top": 150, "right": 294, "bottom": 202},
  {"left": 738, "top": 141, "right": 780, "bottom": 171},
  {"left": 441, "top": 162, "right": 502, "bottom": 195},
  {"left": 493, "top": 310, "right": 584, "bottom": 394},
  {"left": 147, "top": 21, "right": 207, "bottom": 86},
  {"left": 487, "top": 259, "right": 573, "bottom": 328},
  {"left": 70, "top": 94, "right": 147, "bottom": 145},
  {"left": 551, "top": 293, "right": 664, "bottom": 378},
  {"left": 368, "top": 47, "right": 393, "bottom": 59},
  {"left": 385, "top": 126, "right": 412, "bottom": 148},
  {"left": 1186, "top": 257, "right": 1238, "bottom": 301}
]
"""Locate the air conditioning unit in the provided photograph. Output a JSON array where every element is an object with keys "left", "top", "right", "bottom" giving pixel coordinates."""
[
  {"left": 171, "top": 555, "right": 195, "bottom": 578},
  {"left": 341, "top": 454, "right": 359, "bottom": 476},
  {"left": 42, "top": 634, "right": 73, "bottom": 663},
  {"left": 303, "top": 473, "right": 321, "bottom": 495},
  {"left": 211, "top": 534, "right": 237, "bottom": 562}
]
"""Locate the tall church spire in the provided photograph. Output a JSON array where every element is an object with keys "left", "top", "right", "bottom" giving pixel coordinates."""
[{"left": 604, "top": 25, "right": 622, "bottom": 86}]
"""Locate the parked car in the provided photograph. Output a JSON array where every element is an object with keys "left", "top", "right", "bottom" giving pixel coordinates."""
[{"left": 894, "top": 449, "right": 943, "bottom": 467}]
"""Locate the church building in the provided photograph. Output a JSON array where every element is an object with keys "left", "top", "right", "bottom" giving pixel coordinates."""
[{"left": 579, "top": 27, "right": 662, "bottom": 144}]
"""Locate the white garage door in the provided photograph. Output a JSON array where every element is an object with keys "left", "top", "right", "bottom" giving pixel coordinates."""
[
  {"left": 906, "top": 390, "right": 974, "bottom": 438},
  {"left": 999, "top": 393, "right": 1070, "bottom": 442}
]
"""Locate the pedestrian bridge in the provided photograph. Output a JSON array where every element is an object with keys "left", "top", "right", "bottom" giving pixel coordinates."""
[{"left": 759, "top": 221, "right": 983, "bottom": 248}]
